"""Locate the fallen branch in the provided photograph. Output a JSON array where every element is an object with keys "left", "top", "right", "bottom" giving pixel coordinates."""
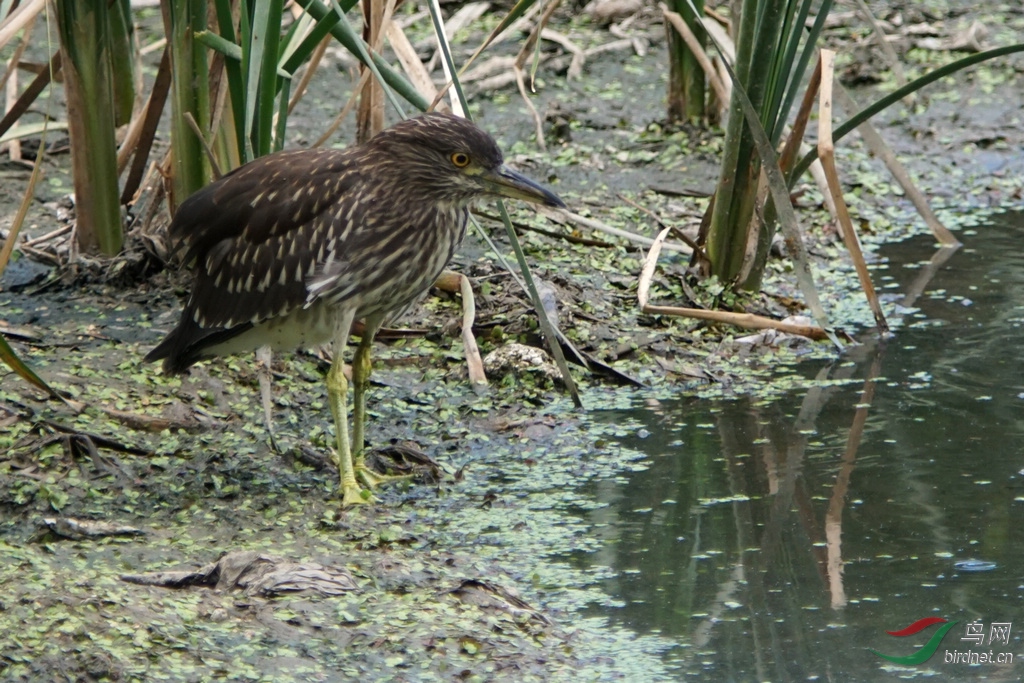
[
  {"left": 539, "top": 206, "right": 694, "bottom": 254},
  {"left": 386, "top": 18, "right": 440, "bottom": 106},
  {"left": 513, "top": 63, "right": 546, "bottom": 151},
  {"left": 616, "top": 192, "right": 705, "bottom": 258},
  {"left": 2, "top": 11, "right": 35, "bottom": 162},
  {"left": 121, "top": 46, "right": 171, "bottom": 204},
  {"left": 43, "top": 516, "right": 145, "bottom": 540},
  {"left": 98, "top": 405, "right": 201, "bottom": 434},
  {"left": 287, "top": 34, "right": 331, "bottom": 115},
  {"left": 22, "top": 224, "right": 72, "bottom": 247},
  {"left": 41, "top": 419, "right": 148, "bottom": 455},
  {"left": 638, "top": 227, "right": 829, "bottom": 341},
  {"left": 0, "top": 49, "right": 59, "bottom": 142},
  {"left": 540, "top": 28, "right": 585, "bottom": 80},
  {"left": 474, "top": 209, "right": 615, "bottom": 247},
  {"left": 0, "top": 0, "right": 46, "bottom": 49},
  {"left": 511, "top": 0, "right": 561, "bottom": 151},
  {"left": 466, "top": 36, "right": 646, "bottom": 94},
  {"left": 121, "top": 550, "right": 357, "bottom": 597}
]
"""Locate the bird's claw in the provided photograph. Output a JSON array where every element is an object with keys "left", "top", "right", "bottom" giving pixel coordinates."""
[
  {"left": 341, "top": 480, "right": 373, "bottom": 507},
  {"left": 267, "top": 430, "right": 282, "bottom": 455},
  {"left": 356, "top": 463, "right": 412, "bottom": 489},
  {"left": 356, "top": 466, "right": 383, "bottom": 490}
]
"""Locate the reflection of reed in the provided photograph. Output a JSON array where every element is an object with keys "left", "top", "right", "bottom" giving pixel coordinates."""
[
  {"left": 826, "top": 350, "right": 883, "bottom": 608},
  {"left": 684, "top": 351, "right": 884, "bottom": 677},
  {"left": 760, "top": 362, "right": 856, "bottom": 577},
  {"left": 590, "top": 230, "right": 970, "bottom": 675},
  {"left": 898, "top": 245, "right": 961, "bottom": 311},
  {"left": 716, "top": 408, "right": 771, "bottom": 680},
  {"left": 706, "top": 236, "right": 962, "bottom": 631}
]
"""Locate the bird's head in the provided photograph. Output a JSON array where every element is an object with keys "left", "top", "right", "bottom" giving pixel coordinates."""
[{"left": 368, "top": 113, "right": 566, "bottom": 209}]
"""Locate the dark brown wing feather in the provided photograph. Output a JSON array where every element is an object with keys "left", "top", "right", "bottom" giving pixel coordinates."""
[
  {"left": 147, "top": 147, "right": 365, "bottom": 371},
  {"left": 147, "top": 112, "right": 502, "bottom": 373},
  {"left": 173, "top": 148, "right": 364, "bottom": 327}
]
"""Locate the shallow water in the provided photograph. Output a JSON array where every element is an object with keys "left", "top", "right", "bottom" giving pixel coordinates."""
[{"left": 577, "top": 211, "right": 1024, "bottom": 680}]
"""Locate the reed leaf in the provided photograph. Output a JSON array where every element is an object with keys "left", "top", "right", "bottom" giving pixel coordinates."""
[
  {"left": 207, "top": 0, "right": 359, "bottom": 163},
  {"left": 107, "top": 0, "right": 137, "bottom": 127},
  {"left": 55, "top": 0, "right": 123, "bottom": 255},
  {"left": 790, "top": 42, "right": 1024, "bottom": 183},
  {"left": 296, "top": 0, "right": 429, "bottom": 112},
  {"left": 163, "top": 0, "right": 212, "bottom": 209},
  {"left": 426, "top": 0, "right": 583, "bottom": 408}
]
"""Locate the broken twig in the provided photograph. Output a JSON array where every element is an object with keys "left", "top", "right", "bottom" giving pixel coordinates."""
[{"left": 638, "top": 227, "right": 829, "bottom": 341}]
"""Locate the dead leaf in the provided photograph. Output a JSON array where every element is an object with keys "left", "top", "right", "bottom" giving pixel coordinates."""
[
  {"left": 121, "top": 550, "right": 358, "bottom": 597},
  {"left": 917, "top": 21, "right": 988, "bottom": 52},
  {"left": 42, "top": 517, "right": 145, "bottom": 540},
  {"left": 449, "top": 578, "right": 551, "bottom": 626}
]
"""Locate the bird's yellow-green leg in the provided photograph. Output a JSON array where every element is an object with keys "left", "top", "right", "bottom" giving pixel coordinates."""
[
  {"left": 327, "top": 318, "right": 369, "bottom": 506},
  {"left": 256, "top": 346, "right": 280, "bottom": 453},
  {"left": 351, "top": 316, "right": 411, "bottom": 489},
  {"left": 326, "top": 356, "right": 367, "bottom": 506},
  {"left": 351, "top": 317, "right": 385, "bottom": 488},
  {"left": 350, "top": 329, "right": 377, "bottom": 489}
]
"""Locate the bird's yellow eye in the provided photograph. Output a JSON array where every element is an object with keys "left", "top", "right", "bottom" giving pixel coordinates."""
[{"left": 450, "top": 152, "right": 470, "bottom": 168}]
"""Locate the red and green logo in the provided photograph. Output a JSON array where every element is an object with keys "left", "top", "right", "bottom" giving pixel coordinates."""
[{"left": 871, "top": 617, "right": 959, "bottom": 665}]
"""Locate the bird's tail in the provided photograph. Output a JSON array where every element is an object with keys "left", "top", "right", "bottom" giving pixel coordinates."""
[{"left": 144, "top": 312, "right": 252, "bottom": 374}]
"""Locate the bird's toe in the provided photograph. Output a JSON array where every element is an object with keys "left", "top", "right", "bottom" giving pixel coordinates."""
[
  {"left": 341, "top": 482, "right": 373, "bottom": 507},
  {"left": 356, "top": 464, "right": 414, "bottom": 490}
]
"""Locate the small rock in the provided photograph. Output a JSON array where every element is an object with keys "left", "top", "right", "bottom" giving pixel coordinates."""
[
  {"left": 483, "top": 343, "right": 562, "bottom": 382},
  {"left": 584, "top": 0, "right": 643, "bottom": 25}
]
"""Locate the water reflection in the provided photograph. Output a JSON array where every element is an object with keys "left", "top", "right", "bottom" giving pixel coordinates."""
[{"left": 580, "top": 212, "right": 1024, "bottom": 680}]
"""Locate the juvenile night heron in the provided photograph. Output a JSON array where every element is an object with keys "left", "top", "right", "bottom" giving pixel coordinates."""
[{"left": 146, "top": 113, "right": 564, "bottom": 506}]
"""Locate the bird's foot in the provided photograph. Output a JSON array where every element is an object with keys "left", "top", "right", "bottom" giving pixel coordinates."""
[
  {"left": 355, "top": 463, "right": 413, "bottom": 490},
  {"left": 341, "top": 478, "right": 373, "bottom": 507},
  {"left": 338, "top": 456, "right": 373, "bottom": 507},
  {"left": 267, "top": 429, "right": 283, "bottom": 455}
]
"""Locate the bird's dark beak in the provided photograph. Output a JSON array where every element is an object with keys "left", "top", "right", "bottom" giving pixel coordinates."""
[{"left": 481, "top": 164, "right": 566, "bottom": 208}]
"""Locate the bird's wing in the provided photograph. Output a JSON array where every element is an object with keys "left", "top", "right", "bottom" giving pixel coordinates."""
[{"left": 169, "top": 148, "right": 364, "bottom": 329}]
